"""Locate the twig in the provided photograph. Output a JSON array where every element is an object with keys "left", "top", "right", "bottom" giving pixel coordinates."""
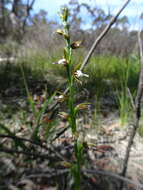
[
  {"left": 80, "top": 0, "right": 131, "bottom": 71},
  {"left": 0, "top": 136, "right": 68, "bottom": 162},
  {"left": 127, "top": 87, "right": 136, "bottom": 111},
  {"left": 0, "top": 146, "right": 65, "bottom": 162},
  {"left": 0, "top": 147, "right": 52, "bottom": 159},
  {"left": 52, "top": 126, "right": 68, "bottom": 142},
  {"left": 22, "top": 0, "right": 36, "bottom": 32},
  {"left": 50, "top": 143, "right": 68, "bottom": 162},
  {"left": 24, "top": 169, "right": 69, "bottom": 179},
  {"left": 23, "top": 168, "right": 143, "bottom": 189},
  {"left": 84, "top": 169, "right": 143, "bottom": 189},
  {"left": 135, "top": 30, "right": 143, "bottom": 118},
  {"left": 0, "top": 134, "right": 48, "bottom": 150},
  {"left": 119, "top": 30, "right": 143, "bottom": 190}
]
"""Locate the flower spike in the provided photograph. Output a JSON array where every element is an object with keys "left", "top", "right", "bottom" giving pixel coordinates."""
[{"left": 60, "top": 7, "right": 69, "bottom": 22}]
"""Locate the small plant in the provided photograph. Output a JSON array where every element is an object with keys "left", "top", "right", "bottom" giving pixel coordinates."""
[
  {"left": 117, "top": 59, "right": 132, "bottom": 126},
  {"left": 117, "top": 89, "right": 131, "bottom": 126},
  {"left": 21, "top": 63, "right": 58, "bottom": 142},
  {"left": 53, "top": 7, "right": 89, "bottom": 190}
]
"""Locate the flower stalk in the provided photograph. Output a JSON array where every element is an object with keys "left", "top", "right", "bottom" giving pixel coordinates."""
[{"left": 54, "top": 7, "right": 88, "bottom": 190}]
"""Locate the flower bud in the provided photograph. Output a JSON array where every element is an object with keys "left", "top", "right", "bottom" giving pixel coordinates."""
[
  {"left": 71, "top": 41, "right": 82, "bottom": 49},
  {"left": 60, "top": 7, "right": 69, "bottom": 22},
  {"left": 58, "top": 112, "right": 69, "bottom": 120},
  {"left": 56, "top": 29, "right": 69, "bottom": 39},
  {"left": 75, "top": 103, "right": 91, "bottom": 111},
  {"left": 56, "top": 29, "right": 64, "bottom": 35}
]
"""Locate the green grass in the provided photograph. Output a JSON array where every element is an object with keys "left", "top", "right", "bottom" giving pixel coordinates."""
[
  {"left": 0, "top": 52, "right": 140, "bottom": 105},
  {"left": 85, "top": 55, "right": 139, "bottom": 92},
  {"left": 2, "top": 53, "right": 140, "bottom": 144}
]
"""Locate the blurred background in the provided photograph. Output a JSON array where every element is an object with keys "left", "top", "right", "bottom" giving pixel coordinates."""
[
  {"left": 0, "top": 0, "right": 143, "bottom": 113},
  {"left": 0, "top": 0, "right": 142, "bottom": 58}
]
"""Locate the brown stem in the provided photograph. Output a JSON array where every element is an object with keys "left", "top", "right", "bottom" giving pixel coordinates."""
[
  {"left": 0, "top": 134, "right": 67, "bottom": 161},
  {"left": 84, "top": 169, "right": 143, "bottom": 189},
  {"left": 80, "top": 0, "right": 131, "bottom": 71},
  {"left": 22, "top": 0, "right": 36, "bottom": 32},
  {"left": 0, "top": 147, "right": 51, "bottom": 159},
  {"left": 119, "top": 30, "right": 143, "bottom": 190},
  {"left": 0, "top": 134, "right": 48, "bottom": 150}
]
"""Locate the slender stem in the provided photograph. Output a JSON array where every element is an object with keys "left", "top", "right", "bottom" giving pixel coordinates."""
[
  {"left": 64, "top": 22, "right": 77, "bottom": 134},
  {"left": 80, "top": 0, "right": 131, "bottom": 71},
  {"left": 62, "top": 11, "right": 82, "bottom": 189},
  {"left": 84, "top": 169, "right": 143, "bottom": 189},
  {"left": 69, "top": 77, "right": 76, "bottom": 134},
  {"left": 74, "top": 140, "right": 82, "bottom": 190},
  {"left": 119, "top": 30, "right": 143, "bottom": 190}
]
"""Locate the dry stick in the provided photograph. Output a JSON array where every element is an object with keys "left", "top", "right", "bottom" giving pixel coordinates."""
[
  {"left": 127, "top": 87, "right": 136, "bottom": 111},
  {"left": 0, "top": 147, "right": 51, "bottom": 159},
  {"left": 0, "top": 134, "right": 67, "bottom": 161},
  {"left": 84, "top": 169, "right": 143, "bottom": 189},
  {"left": 0, "top": 134, "right": 48, "bottom": 150},
  {"left": 119, "top": 30, "right": 143, "bottom": 190},
  {"left": 23, "top": 168, "right": 143, "bottom": 189},
  {"left": 24, "top": 169, "right": 69, "bottom": 179},
  {"left": 79, "top": 0, "right": 131, "bottom": 71},
  {"left": 0, "top": 146, "right": 66, "bottom": 163}
]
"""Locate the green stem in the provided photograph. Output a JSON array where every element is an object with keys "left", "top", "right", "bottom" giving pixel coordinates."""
[
  {"left": 64, "top": 25, "right": 77, "bottom": 134},
  {"left": 69, "top": 77, "right": 76, "bottom": 134},
  {"left": 75, "top": 142, "right": 81, "bottom": 190},
  {"left": 62, "top": 11, "right": 82, "bottom": 189}
]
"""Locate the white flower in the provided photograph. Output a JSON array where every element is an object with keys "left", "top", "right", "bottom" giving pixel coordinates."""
[
  {"left": 55, "top": 94, "right": 66, "bottom": 102},
  {"left": 75, "top": 70, "right": 89, "bottom": 78},
  {"left": 58, "top": 95, "right": 64, "bottom": 99},
  {"left": 52, "top": 58, "right": 68, "bottom": 65}
]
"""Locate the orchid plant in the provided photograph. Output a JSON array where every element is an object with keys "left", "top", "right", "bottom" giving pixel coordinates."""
[{"left": 53, "top": 7, "right": 89, "bottom": 190}]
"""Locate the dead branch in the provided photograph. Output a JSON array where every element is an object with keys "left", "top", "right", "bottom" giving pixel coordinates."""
[
  {"left": 119, "top": 30, "right": 143, "bottom": 190},
  {"left": 127, "top": 87, "right": 136, "bottom": 111},
  {"left": 0, "top": 147, "right": 52, "bottom": 159},
  {"left": 80, "top": 0, "right": 131, "bottom": 71},
  {"left": 22, "top": 0, "right": 36, "bottom": 32},
  {"left": 0, "top": 135, "right": 67, "bottom": 161},
  {"left": 23, "top": 168, "right": 143, "bottom": 189},
  {"left": 84, "top": 169, "right": 143, "bottom": 189},
  {"left": 24, "top": 169, "right": 69, "bottom": 179},
  {"left": 0, "top": 134, "right": 48, "bottom": 150}
]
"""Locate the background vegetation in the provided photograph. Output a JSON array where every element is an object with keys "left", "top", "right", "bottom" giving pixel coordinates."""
[{"left": 0, "top": 0, "right": 143, "bottom": 190}]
